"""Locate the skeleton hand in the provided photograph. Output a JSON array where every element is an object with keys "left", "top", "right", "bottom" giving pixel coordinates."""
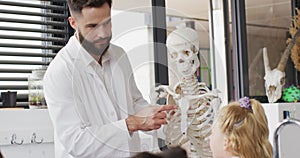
[
  {"left": 155, "top": 85, "right": 180, "bottom": 99},
  {"left": 150, "top": 87, "right": 160, "bottom": 105},
  {"left": 150, "top": 85, "right": 175, "bottom": 104},
  {"left": 155, "top": 86, "right": 168, "bottom": 98}
]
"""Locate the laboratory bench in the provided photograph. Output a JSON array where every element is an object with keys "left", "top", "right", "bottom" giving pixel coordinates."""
[
  {"left": 0, "top": 103, "right": 300, "bottom": 158},
  {"left": 0, "top": 109, "right": 54, "bottom": 158}
]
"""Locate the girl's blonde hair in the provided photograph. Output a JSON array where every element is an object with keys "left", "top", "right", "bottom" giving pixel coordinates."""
[{"left": 217, "top": 99, "right": 273, "bottom": 158}]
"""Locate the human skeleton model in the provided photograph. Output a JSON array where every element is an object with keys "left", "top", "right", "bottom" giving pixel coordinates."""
[
  {"left": 152, "top": 27, "right": 221, "bottom": 158},
  {"left": 263, "top": 15, "right": 300, "bottom": 103}
]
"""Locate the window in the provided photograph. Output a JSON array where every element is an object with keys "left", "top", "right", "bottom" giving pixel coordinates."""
[
  {"left": 245, "top": 1, "right": 294, "bottom": 102},
  {"left": 0, "top": 0, "right": 71, "bottom": 107},
  {"left": 227, "top": 0, "right": 297, "bottom": 102}
]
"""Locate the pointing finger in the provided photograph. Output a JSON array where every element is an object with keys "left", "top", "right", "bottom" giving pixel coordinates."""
[
  {"left": 153, "top": 111, "right": 167, "bottom": 119},
  {"left": 158, "top": 105, "right": 177, "bottom": 112}
]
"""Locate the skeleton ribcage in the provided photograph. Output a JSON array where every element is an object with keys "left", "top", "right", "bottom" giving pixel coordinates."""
[{"left": 164, "top": 81, "right": 215, "bottom": 158}]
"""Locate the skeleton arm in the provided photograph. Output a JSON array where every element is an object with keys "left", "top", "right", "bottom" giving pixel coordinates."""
[
  {"left": 149, "top": 85, "right": 179, "bottom": 152},
  {"left": 185, "top": 89, "right": 220, "bottom": 100}
]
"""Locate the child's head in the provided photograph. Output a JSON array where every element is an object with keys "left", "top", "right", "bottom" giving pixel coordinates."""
[{"left": 209, "top": 97, "right": 273, "bottom": 158}]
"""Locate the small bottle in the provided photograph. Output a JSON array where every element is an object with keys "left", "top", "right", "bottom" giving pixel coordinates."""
[{"left": 28, "top": 68, "right": 47, "bottom": 109}]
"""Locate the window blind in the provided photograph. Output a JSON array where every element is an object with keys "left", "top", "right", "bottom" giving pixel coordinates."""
[{"left": 0, "top": 0, "right": 72, "bottom": 107}]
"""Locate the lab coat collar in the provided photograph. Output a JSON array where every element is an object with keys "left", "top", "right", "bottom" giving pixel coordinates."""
[{"left": 66, "top": 34, "right": 112, "bottom": 74}]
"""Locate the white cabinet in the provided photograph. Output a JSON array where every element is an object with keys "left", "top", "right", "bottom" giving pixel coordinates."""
[
  {"left": 0, "top": 109, "right": 54, "bottom": 158},
  {"left": 262, "top": 103, "right": 300, "bottom": 158}
]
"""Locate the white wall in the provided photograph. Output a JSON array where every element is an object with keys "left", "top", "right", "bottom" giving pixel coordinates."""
[{"left": 111, "top": 10, "right": 155, "bottom": 104}]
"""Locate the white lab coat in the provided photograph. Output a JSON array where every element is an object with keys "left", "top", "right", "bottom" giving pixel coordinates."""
[{"left": 44, "top": 35, "right": 149, "bottom": 158}]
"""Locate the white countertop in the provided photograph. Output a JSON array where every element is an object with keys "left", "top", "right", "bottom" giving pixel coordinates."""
[{"left": 0, "top": 109, "right": 54, "bottom": 145}]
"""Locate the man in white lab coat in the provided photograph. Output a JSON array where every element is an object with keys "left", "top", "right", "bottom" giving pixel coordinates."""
[{"left": 43, "top": 0, "right": 175, "bottom": 157}]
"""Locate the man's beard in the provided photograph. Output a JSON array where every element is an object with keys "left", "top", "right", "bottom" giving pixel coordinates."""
[{"left": 78, "top": 31, "right": 112, "bottom": 57}]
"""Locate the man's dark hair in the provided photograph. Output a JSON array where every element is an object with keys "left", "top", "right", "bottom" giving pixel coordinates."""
[{"left": 67, "top": 0, "right": 112, "bottom": 13}]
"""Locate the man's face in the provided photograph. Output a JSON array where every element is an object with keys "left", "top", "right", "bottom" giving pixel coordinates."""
[{"left": 70, "top": 3, "right": 112, "bottom": 56}]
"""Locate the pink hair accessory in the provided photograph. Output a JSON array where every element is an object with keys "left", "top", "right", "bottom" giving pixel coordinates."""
[{"left": 239, "top": 96, "right": 252, "bottom": 110}]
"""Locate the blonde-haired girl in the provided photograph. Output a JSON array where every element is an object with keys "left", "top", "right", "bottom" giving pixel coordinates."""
[{"left": 209, "top": 97, "right": 272, "bottom": 158}]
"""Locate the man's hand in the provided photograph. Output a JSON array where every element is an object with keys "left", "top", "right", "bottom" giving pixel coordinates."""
[{"left": 126, "top": 105, "right": 176, "bottom": 133}]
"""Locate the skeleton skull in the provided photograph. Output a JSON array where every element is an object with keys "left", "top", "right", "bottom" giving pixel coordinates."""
[
  {"left": 263, "top": 47, "right": 286, "bottom": 103},
  {"left": 167, "top": 27, "right": 200, "bottom": 77}
]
